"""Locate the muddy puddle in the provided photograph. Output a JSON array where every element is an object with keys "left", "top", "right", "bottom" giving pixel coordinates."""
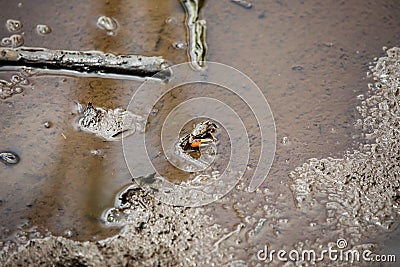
[{"left": 1, "top": 0, "right": 400, "bottom": 266}]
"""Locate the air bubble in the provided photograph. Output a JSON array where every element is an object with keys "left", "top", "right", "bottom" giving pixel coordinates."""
[
  {"left": 96, "top": 16, "right": 118, "bottom": 32},
  {"left": 0, "top": 80, "right": 11, "bottom": 88},
  {"left": 19, "top": 78, "right": 29, "bottom": 85},
  {"left": 1, "top": 37, "right": 11, "bottom": 46},
  {"left": 11, "top": 75, "right": 21, "bottom": 83},
  {"left": 6, "top": 19, "right": 23, "bottom": 32},
  {"left": 36, "top": 24, "right": 52, "bottom": 35},
  {"left": 12, "top": 87, "right": 23, "bottom": 94},
  {"left": 1, "top": 34, "right": 24, "bottom": 47}
]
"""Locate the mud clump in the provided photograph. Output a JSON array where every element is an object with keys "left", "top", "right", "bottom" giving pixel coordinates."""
[
  {"left": 0, "top": 184, "right": 226, "bottom": 266},
  {"left": 74, "top": 102, "right": 145, "bottom": 141},
  {"left": 290, "top": 47, "right": 400, "bottom": 246},
  {"left": 0, "top": 34, "right": 24, "bottom": 48}
]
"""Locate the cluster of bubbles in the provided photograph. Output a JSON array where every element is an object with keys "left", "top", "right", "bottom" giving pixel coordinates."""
[
  {"left": 6, "top": 19, "right": 22, "bottom": 32},
  {"left": 73, "top": 102, "right": 144, "bottom": 142},
  {"left": 2, "top": 19, "right": 23, "bottom": 47},
  {"left": 1, "top": 34, "right": 23, "bottom": 48},
  {"left": 36, "top": 24, "right": 51, "bottom": 35},
  {"left": 95, "top": 16, "right": 187, "bottom": 50},
  {"left": 0, "top": 71, "right": 32, "bottom": 99},
  {"left": 1, "top": 19, "right": 52, "bottom": 48}
]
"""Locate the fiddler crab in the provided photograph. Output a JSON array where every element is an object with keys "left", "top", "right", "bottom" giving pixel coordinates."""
[{"left": 179, "top": 120, "right": 218, "bottom": 152}]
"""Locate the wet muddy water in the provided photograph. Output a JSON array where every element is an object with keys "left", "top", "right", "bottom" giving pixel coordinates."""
[{"left": 1, "top": 0, "right": 400, "bottom": 264}]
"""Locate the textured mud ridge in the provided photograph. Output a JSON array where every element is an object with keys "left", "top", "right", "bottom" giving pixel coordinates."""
[
  {"left": 0, "top": 67, "right": 33, "bottom": 99},
  {"left": 290, "top": 48, "right": 400, "bottom": 262}
]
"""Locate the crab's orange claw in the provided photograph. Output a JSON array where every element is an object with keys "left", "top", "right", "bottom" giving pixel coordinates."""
[{"left": 190, "top": 140, "right": 202, "bottom": 148}]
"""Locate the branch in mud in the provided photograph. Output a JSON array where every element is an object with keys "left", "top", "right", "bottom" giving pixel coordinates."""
[
  {"left": 0, "top": 47, "right": 170, "bottom": 78},
  {"left": 180, "top": 0, "right": 208, "bottom": 70}
]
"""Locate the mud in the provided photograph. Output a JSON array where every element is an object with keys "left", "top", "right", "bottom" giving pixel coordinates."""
[
  {"left": 0, "top": 69, "right": 31, "bottom": 99},
  {"left": 74, "top": 102, "right": 144, "bottom": 141},
  {"left": 0, "top": 0, "right": 400, "bottom": 266}
]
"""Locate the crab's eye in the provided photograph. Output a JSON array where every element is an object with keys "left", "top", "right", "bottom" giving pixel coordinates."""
[{"left": 190, "top": 140, "right": 202, "bottom": 148}]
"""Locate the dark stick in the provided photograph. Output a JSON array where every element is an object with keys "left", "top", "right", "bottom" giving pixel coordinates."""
[{"left": 0, "top": 47, "right": 170, "bottom": 78}]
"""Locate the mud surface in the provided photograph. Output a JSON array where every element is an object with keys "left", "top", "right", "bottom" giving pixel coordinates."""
[{"left": 0, "top": 0, "right": 400, "bottom": 266}]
